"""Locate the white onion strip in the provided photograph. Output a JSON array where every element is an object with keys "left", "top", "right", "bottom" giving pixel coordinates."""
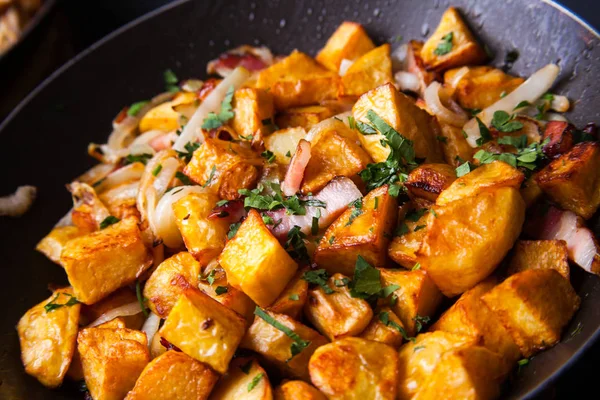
[
  {"left": 87, "top": 302, "right": 142, "bottom": 327},
  {"left": 395, "top": 71, "right": 421, "bottom": 93},
  {"left": 0, "top": 186, "right": 37, "bottom": 217},
  {"left": 424, "top": 82, "right": 469, "bottom": 127},
  {"left": 94, "top": 162, "right": 145, "bottom": 193},
  {"left": 141, "top": 312, "right": 161, "bottom": 348},
  {"left": 339, "top": 59, "right": 354, "bottom": 76}
]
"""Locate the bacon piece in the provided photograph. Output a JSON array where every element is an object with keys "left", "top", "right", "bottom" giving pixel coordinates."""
[
  {"left": 542, "top": 121, "right": 575, "bottom": 159},
  {"left": 149, "top": 132, "right": 178, "bottom": 152},
  {"left": 208, "top": 199, "right": 247, "bottom": 223},
  {"left": 197, "top": 78, "right": 220, "bottom": 101},
  {"left": 207, "top": 46, "right": 274, "bottom": 77},
  {"left": 282, "top": 139, "right": 311, "bottom": 197}
]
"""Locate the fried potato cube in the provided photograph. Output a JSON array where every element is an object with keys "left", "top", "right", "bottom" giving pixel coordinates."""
[
  {"left": 405, "top": 163, "right": 457, "bottom": 202},
  {"left": 507, "top": 240, "right": 570, "bottom": 280},
  {"left": 300, "top": 126, "right": 372, "bottom": 194},
  {"left": 138, "top": 92, "right": 196, "bottom": 133},
  {"left": 264, "top": 127, "right": 306, "bottom": 165},
  {"left": 36, "top": 226, "right": 83, "bottom": 266},
  {"left": 445, "top": 66, "right": 524, "bottom": 110},
  {"left": 125, "top": 351, "right": 219, "bottom": 400},
  {"left": 184, "top": 138, "right": 263, "bottom": 200},
  {"left": 520, "top": 174, "right": 543, "bottom": 208},
  {"left": 315, "top": 185, "right": 397, "bottom": 275},
  {"left": 419, "top": 187, "right": 525, "bottom": 297},
  {"left": 173, "top": 192, "right": 229, "bottom": 264},
  {"left": 219, "top": 209, "right": 298, "bottom": 307},
  {"left": 360, "top": 307, "right": 406, "bottom": 348},
  {"left": 316, "top": 21, "right": 375, "bottom": 72},
  {"left": 198, "top": 268, "right": 256, "bottom": 324},
  {"left": 78, "top": 327, "right": 149, "bottom": 400},
  {"left": 341, "top": 44, "right": 393, "bottom": 97},
  {"left": 421, "top": 7, "right": 486, "bottom": 72},
  {"left": 353, "top": 83, "right": 443, "bottom": 163},
  {"left": 541, "top": 121, "right": 575, "bottom": 159},
  {"left": 412, "top": 346, "right": 505, "bottom": 400},
  {"left": 81, "top": 288, "right": 144, "bottom": 329},
  {"left": 536, "top": 142, "right": 600, "bottom": 219},
  {"left": 241, "top": 310, "right": 328, "bottom": 380},
  {"left": 61, "top": 217, "right": 153, "bottom": 304},
  {"left": 396, "top": 331, "right": 477, "bottom": 400},
  {"left": 232, "top": 87, "right": 275, "bottom": 141},
  {"left": 267, "top": 269, "right": 309, "bottom": 319},
  {"left": 481, "top": 269, "right": 580, "bottom": 357},
  {"left": 388, "top": 207, "right": 429, "bottom": 269},
  {"left": 430, "top": 279, "right": 521, "bottom": 374},
  {"left": 309, "top": 337, "right": 398, "bottom": 400},
  {"left": 256, "top": 50, "right": 340, "bottom": 109},
  {"left": 17, "top": 287, "right": 81, "bottom": 388},
  {"left": 143, "top": 252, "right": 201, "bottom": 318},
  {"left": 437, "top": 122, "right": 474, "bottom": 166},
  {"left": 275, "top": 380, "right": 327, "bottom": 400},
  {"left": 304, "top": 273, "right": 373, "bottom": 340},
  {"left": 209, "top": 357, "right": 273, "bottom": 400},
  {"left": 159, "top": 288, "right": 246, "bottom": 374},
  {"left": 276, "top": 105, "right": 336, "bottom": 131},
  {"left": 380, "top": 269, "right": 442, "bottom": 336}
]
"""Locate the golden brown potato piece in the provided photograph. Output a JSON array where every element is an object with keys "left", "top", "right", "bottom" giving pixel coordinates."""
[
  {"left": 304, "top": 273, "right": 373, "bottom": 340},
  {"left": 159, "top": 288, "right": 246, "bottom": 374},
  {"left": 412, "top": 346, "right": 505, "bottom": 400},
  {"left": 421, "top": 7, "right": 486, "bottom": 72},
  {"left": 429, "top": 279, "right": 521, "bottom": 374},
  {"left": 276, "top": 106, "right": 336, "bottom": 131},
  {"left": 256, "top": 50, "right": 340, "bottom": 109},
  {"left": 264, "top": 127, "right": 306, "bottom": 165},
  {"left": 436, "top": 161, "right": 524, "bottom": 206},
  {"left": 520, "top": 174, "right": 543, "bottom": 208},
  {"left": 507, "top": 240, "right": 570, "bottom": 280},
  {"left": 125, "top": 351, "right": 219, "bottom": 400},
  {"left": 17, "top": 287, "right": 81, "bottom": 388},
  {"left": 541, "top": 121, "right": 575, "bottom": 159},
  {"left": 143, "top": 252, "right": 201, "bottom": 318},
  {"left": 36, "top": 226, "right": 83, "bottom": 266},
  {"left": 139, "top": 92, "right": 196, "bottom": 133},
  {"left": 437, "top": 122, "right": 474, "bottom": 166},
  {"left": 388, "top": 206, "right": 429, "bottom": 269},
  {"left": 353, "top": 83, "right": 443, "bottom": 163},
  {"left": 81, "top": 288, "right": 144, "bottom": 329},
  {"left": 481, "top": 269, "right": 580, "bottom": 357},
  {"left": 380, "top": 269, "right": 442, "bottom": 336},
  {"left": 209, "top": 357, "right": 273, "bottom": 400},
  {"left": 61, "top": 217, "right": 153, "bottom": 305},
  {"left": 274, "top": 380, "right": 327, "bottom": 400},
  {"left": 219, "top": 210, "right": 298, "bottom": 307},
  {"left": 309, "top": 337, "right": 398, "bottom": 400},
  {"left": 232, "top": 87, "right": 275, "bottom": 141},
  {"left": 315, "top": 185, "right": 397, "bottom": 275},
  {"left": 316, "top": 21, "right": 375, "bottom": 72},
  {"left": 78, "top": 326, "right": 149, "bottom": 400},
  {"left": 405, "top": 163, "right": 457, "bottom": 202},
  {"left": 241, "top": 309, "right": 328, "bottom": 380},
  {"left": 359, "top": 307, "right": 406, "bottom": 348},
  {"left": 419, "top": 187, "right": 525, "bottom": 297},
  {"left": 536, "top": 142, "right": 600, "bottom": 219},
  {"left": 184, "top": 138, "right": 263, "bottom": 200},
  {"left": 445, "top": 66, "right": 524, "bottom": 110},
  {"left": 396, "top": 331, "right": 477, "bottom": 400},
  {"left": 341, "top": 44, "right": 393, "bottom": 97},
  {"left": 267, "top": 268, "right": 309, "bottom": 319}
]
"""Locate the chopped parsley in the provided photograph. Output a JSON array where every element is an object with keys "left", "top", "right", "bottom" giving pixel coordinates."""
[
  {"left": 334, "top": 277, "right": 351, "bottom": 287},
  {"left": 175, "top": 171, "right": 193, "bottom": 185},
  {"left": 473, "top": 138, "right": 548, "bottom": 173},
  {"left": 202, "top": 165, "right": 217, "bottom": 188},
  {"left": 406, "top": 208, "right": 427, "bottom": 222},
  {"left": 124, "top": 153, "right": 153, "bottom": 165},
  {"left": 436, "top": 135, "right": 448, "bottom": 143},
  {"left": 247, "top": 373, "right": 264, "bottom": 392},
  {"left": 262, "top": 215, "right": 275, "bottom": 225},
  {"left": 239, "top": 134, "right": 254, "bottom": 141},
  {"left": 475, "top": 117, "right": 492, "bottom": 146},
  {"left": 201, "top": 86, "right": 235, "bottom": 130},
  {"left": 216, "top": 199, "right": 228, "bottom": 207},
  {"left": 348, "top": 116, "right": 357, "bottom": 130},
  {"left": 288, "top": 294, "right": 300, "bottom": 301},
  {"left": 374, "top": 197, "right": 379, "bottom": 210},
  {"left": 285, "top": 150, "right": 291, "bottom": 157},
  {"left": 215, "top": 286, "right": 228, "bottom": 295},
  {"left": 44, "top": 292, "right": 80, "bottom": 312},
  {"left": 136, "top": 280, "right": 149, "bottom": 317},
  {"left": 491, "top": 111, "right": 523, "bottom": 133},
  {"left": 535, "top": 93, "right": 554, "bottom": 120},
  {"left": 345, "top": 199, "right": 363, "bottom": 227},
  {"left": 164, "top": 69, "right": 179, "bottom": 92},
  {"left": 517, "top": 358, "right": 530, "bottom": 372},
  {"left": 261, "top": 118, "right": 279, "bottom": 131},
  {"left": 201, "top": 269, "right": 217, "bottom": 286},
  {"left": 455, "top": 161, "right": 474, "bottom": 177},
  {"left": 311, "top": 209, "right": 321, "bottom": 235},
  {"left": 254, "top": 307, "right": 311, "bottom": 360},
  {"left": 238, "top": 182, "right": 325, "bottom": 216},
  {"left": 176, "top": 141, "right": 200, "bottom": 163},
  {"left": 379, "top": 311, "right": 414, "bottom": 342},
  {"left": 433, "top": 32, "right": 453, "bottom": 56},
  {"left": 285, "top": 226, "right": 309, "bottom": 263},
  {"left": 227, "top": 222, "right": 241, "bottom": 239},
  {"left": 328, "top": 235, "right": 335, "bottom": 244},
  {"left": 413, "top": 314, "right": 431, "bottom": 333},
  {"left": 413, "top": 345, "right": 426, "bottom": 352},
  {"left": 302, "top": 269, "right": 333, "bottom": 294},
  {"left": 240, "top": 360, "right": 253, "bottom": 374},
  {"left": 412, "top": 262, "right": 421, "bottom": 271},
  {"left": 261, "top": 150, "right": 276, "bottom": 163},
  {"left": 127, "top": 100, "right": 149, "bottom": 117},
  {"left": 99, "top": 216, "right": 120, "bottom": 229},
  {"left": 395, "top": 223, "right": 410, "bottom": 237},
  {"left": 152, "top": 164, "right": 163, "bottom": 176},
  {"left": 413, "top": 225, "right": 426, "bottom": 232},
  {"left": 514, "top": 100, "right": 531, "bottom": 110}
]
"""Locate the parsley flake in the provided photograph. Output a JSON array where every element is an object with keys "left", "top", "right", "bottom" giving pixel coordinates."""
[
  {"left": 44, "top": 292, "right": 80, "bottom": 313},
  {"left": 491, "top": 111, "right": 523, "bottom": 133},
  {"left": 302, "top": 269, "right": 333, "bottom": 294},
  {"left": 201, "top": 86, "right": 235, "bottom": 130},
  {"left": 247, "top": 373, "right": 264, "bottom": 392},
  {"left": 127, "top": 100, "right": 149, "bottom": 117},
  {"left": 254, "top": 307, "right": 311, "bottom": 360},
  {"left": 433, "top": 32, "right": 454, "bottom": 55},
  {"left": 99, "top": 216, "right": 120, "bottom": 229}
]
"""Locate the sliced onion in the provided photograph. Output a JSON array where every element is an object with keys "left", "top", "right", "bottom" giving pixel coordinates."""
[
  {"left": 0, "top": 186, "right": 37, "bottom": 217},
  {"left": 546, "top": 112, "right": 568, "bottom": 122},
  {"left": 391, "top": 43, "right": 409, "bottom": 71},
  {"left": 445, "top": 66, "right": 470, "bottom": 89},
  {"left": 551, "top": 95, "right": 570, "bottom": 112},
  {"left": 463, "top": 64, "right": 560, "bottom": 147},
  {"left": 137, "top": 150, "right": 179, "bottom": 225},
  {"left": 87, "top": 302, "right": 142, "bottom": 327},
  {"left": 153, "top": 157, "right": 180, "bottom": 198},
  {"left": 76, "top": 163, "right": 115, "bottom": 185},
  {"left": 173, "top": 67, "right": 251, "bottom": 152},
  {"left": 55, "top": 209, "right": 73, "bottom": 227},
  {"left": 99, "top": 181, "right": 139, "bottom": 204},
  {"left": 395, "top": 71, "right": 420, "bottom": 92},
  {"left": 94, "top": 162, "right": 145, "bottom": 193},
  {"left": 339, "top": 59, "right": 354, "bottom": 76},
  {"left": 141, "top": 312, "right": 161, "bottom": 348},
  {"left": 424, "top": 82, "right": 469, "bottom": 127},
  {"left": 305, "top": 113, "right": 350, "bottom": 143}
]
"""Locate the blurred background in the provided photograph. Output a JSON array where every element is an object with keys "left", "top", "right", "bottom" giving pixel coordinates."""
[{"left": 0, "top": 0, "right": 598, "bottom": 398}]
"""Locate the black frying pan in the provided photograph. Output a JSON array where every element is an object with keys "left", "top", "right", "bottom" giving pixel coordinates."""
[{"left": 1, "top": 0, "right": 599, "bottom": 398}]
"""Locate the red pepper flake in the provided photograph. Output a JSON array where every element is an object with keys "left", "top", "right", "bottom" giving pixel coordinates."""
[{"left": 201, "top": 318, "right": 214, "bottom": 330}]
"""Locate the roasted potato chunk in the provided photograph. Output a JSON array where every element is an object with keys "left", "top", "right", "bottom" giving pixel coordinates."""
[
  {"left": 209, "top": 357, "right": 273, "bottom": 400},
  {"left": 541, "top": 121, "right": 575, "bottom": 159},
  {"left": 61, "top": 217, "right": 153, "bottom": 304},
  {"left": 276, "top": 105, "right": 336, "bottom": 131},
  {"left": 143, "top": 252, "right": 201, "bottom": 318},
  {"left": 419, "top": 187, "right": 525, "bottom": 297},
  {"left": 507, "top": 240, "right": 570, "bottom": 280},
  {"left": 81, "top": 288, "right": 144, "bottom": 329},
  {"left": 139, "top": 92, "right": 196, "bottom": 133},
  {"left": 444, "top": 66, "right": 524, "bottom": 110},
  {"left": 274, "top": 380, "right": 327, "bottom": 400},
  {"left": 159, "top": 288, "right": 246, "bottom": 374},
  {"left": 388, "top": 206, "right": 429, "bottom": 269},
  {"left": 125, "top": 351, "right": 219, "bottom": 400},
  {"left": 360, "top": 307, "right": 406, "bottom": 348},
  {"left": 536, "top": 142, "right": 600, "bottom": 219},
  {"left": 436, "top": 160, "right": 524, "bottom": 206},
  {"left": 184, "top": 138, "right": 263, "bottom": 200},
  {"left": 316, "top": 21, "right": 375, "bottom": 72},
  {"left": 341, "top": 44, "right": 393, "bottom": 97},
  {"left": 78, "top": 326, "right": 149, "bottom": 400},
  {"left": 256, "top": 50, "right": 340, "bottom": 109},
  {"left": 198, "top": 267, "right": 256, "bottom": 324},
  {"left": 309, "top": 337, "right": 398, "bottom": 400},
  {"left": 264, "top": 127, "right": 306, "bottom": 165},
  {"left": 353, "top": 83, "right": 443, "bottom": 163},
  {"left": 267, "top": 269, "right": 309, "bottom": 319},
  {"left": 231, "top": 87, "right": 275, "bottom": 141},
  {"left": 315, "top": 185, "right": 397, "bottom": 275},
  {"left": 520, "top": 174, "right": 543, "bottom": 208},
  {"left": 421, "top": 7, "right": 486, "bottom": 71},
  {"left": 481, "top": 269, "right": 580, "bottom": 357},
  {"left": 380, "top": 269, "right": 442, "bottom": 336},
  {"left": 430, "top": 279, "right": 521, "bottom": 374},
  {"left": 36, "top": 226, "right": 84, "bottom": 266},
  {"left": 17, "top": 287, "right": 81, "bottom": 388},
  {"left": 304, "top": 273, "right": 373, "bottom": 340},
  {"left": 219, "top": 209, "right": 298, "bottom": 307},
  {"left": 437, "top": 122, "right": 474, "bottom": 166},
  {"left": 241, "top": 309, "right": 328, "bottom": 380},
  {"left": 405, "top": 163, "right": 457, "bottom": 202}
]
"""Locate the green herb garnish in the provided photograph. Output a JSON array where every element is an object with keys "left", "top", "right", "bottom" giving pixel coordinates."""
[
  {"left": 433, "top": 32, "right": 454, "bottom": 55},
  {"left": 99, "top": 216, "right": 120, "bottom": 229}
]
